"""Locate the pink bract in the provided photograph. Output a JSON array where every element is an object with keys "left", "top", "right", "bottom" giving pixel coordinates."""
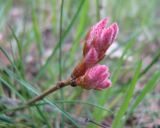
[
  {"left": 84, "top": 47, "right": 98, "bottom": 67},
  {"left": 76, "top": 64, "right": 111, "bottom": 90},
  {"left": 83, "top": 18, "right": 119, "bottom": 61}
]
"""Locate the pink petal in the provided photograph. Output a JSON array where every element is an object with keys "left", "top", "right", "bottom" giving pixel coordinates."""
[
  {"left": 101, "top": 26, "right": 114, "bottom": 46},
  {"left": 90, "top": 18, "right": 108, "bottom": 38},
  {"left": 94, "top": 18, "right": 108, "bottom": 31},
  {"left": 100, "top": 79, "right": 112, "bottom": 89},
  {"left": 84, "top": 48, "right": 98, "bottom": 67},
  {"left": 110, "top": 23, "right": 119, "bottom": 43},
  {"left": 86, "top": 65, "right": 106, "bottom": 79}
]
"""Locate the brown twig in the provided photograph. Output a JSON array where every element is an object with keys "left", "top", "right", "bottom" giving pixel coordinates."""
[{"left": 26, "top": 78, "right": 72, "bottom": 105}]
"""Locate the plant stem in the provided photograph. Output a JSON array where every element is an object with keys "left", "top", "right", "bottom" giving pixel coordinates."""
[{"left": 26, "top": 78, "right": 72, "bottom": 105}]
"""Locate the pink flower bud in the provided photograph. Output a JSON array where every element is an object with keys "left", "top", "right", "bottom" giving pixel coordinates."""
[
  {"left": 71, "top": 18, "right": 119, "bottom": 79},
  {"left": 83, "top": 18, "right": 119, "bottom": 61},
  {"left": 83, "top": 18, "right": 108, "bottom": 56},
  {"left": 76, "top": 64, "right": 111, "bottom": 90}
]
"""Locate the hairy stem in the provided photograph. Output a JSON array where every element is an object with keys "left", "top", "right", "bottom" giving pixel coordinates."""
[{"left": 26, "top": 78, "right": 72, "bottom": 105}]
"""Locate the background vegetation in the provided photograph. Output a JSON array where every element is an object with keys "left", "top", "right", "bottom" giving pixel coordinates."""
[{"left": 0, "top": 0, "right": 160, "bottom": 127}]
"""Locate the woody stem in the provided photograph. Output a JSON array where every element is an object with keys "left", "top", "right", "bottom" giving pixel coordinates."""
[{"left": 26, "top": 78, "right": 72, "bottom": 105}]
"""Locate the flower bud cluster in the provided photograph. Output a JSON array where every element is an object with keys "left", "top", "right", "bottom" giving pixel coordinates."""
[{"left": 71, "top": 18, "right": 119, "bottom": 90}]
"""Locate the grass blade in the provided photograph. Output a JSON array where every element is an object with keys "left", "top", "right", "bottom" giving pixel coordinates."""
[
  {"left": 33, "top": 0, "right": 86, "bottom": 82},
  {"left": 58, "top": 0, "right": 65, "bottom": 127},
  {"left": 130, "top": 71, "right": 160, "bottom": 113},
  {"left": 140, "top": 51, "right": 160, "bottom": 77},
  {"left": 9, "top": 26, "right": 25, "bottom": 78},
  {"left": 35, "top": 105, "right": 51, "bottom": 128},
  {"left": 0, "top": 115, "right": 14, "bottom": 124},
  {"left": 32, "top": 8, "right": 43, "bottom": 56},
  {"left": 0, "top": 76, "right": 24, "bottom": 100},
  {"left": 112, "top": 60, "right": 142, "bottom": 128}
]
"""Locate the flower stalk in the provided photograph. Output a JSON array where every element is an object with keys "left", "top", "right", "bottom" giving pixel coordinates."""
[{"left": 26, "top": 78, "right": 74, "bottom": 105}]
